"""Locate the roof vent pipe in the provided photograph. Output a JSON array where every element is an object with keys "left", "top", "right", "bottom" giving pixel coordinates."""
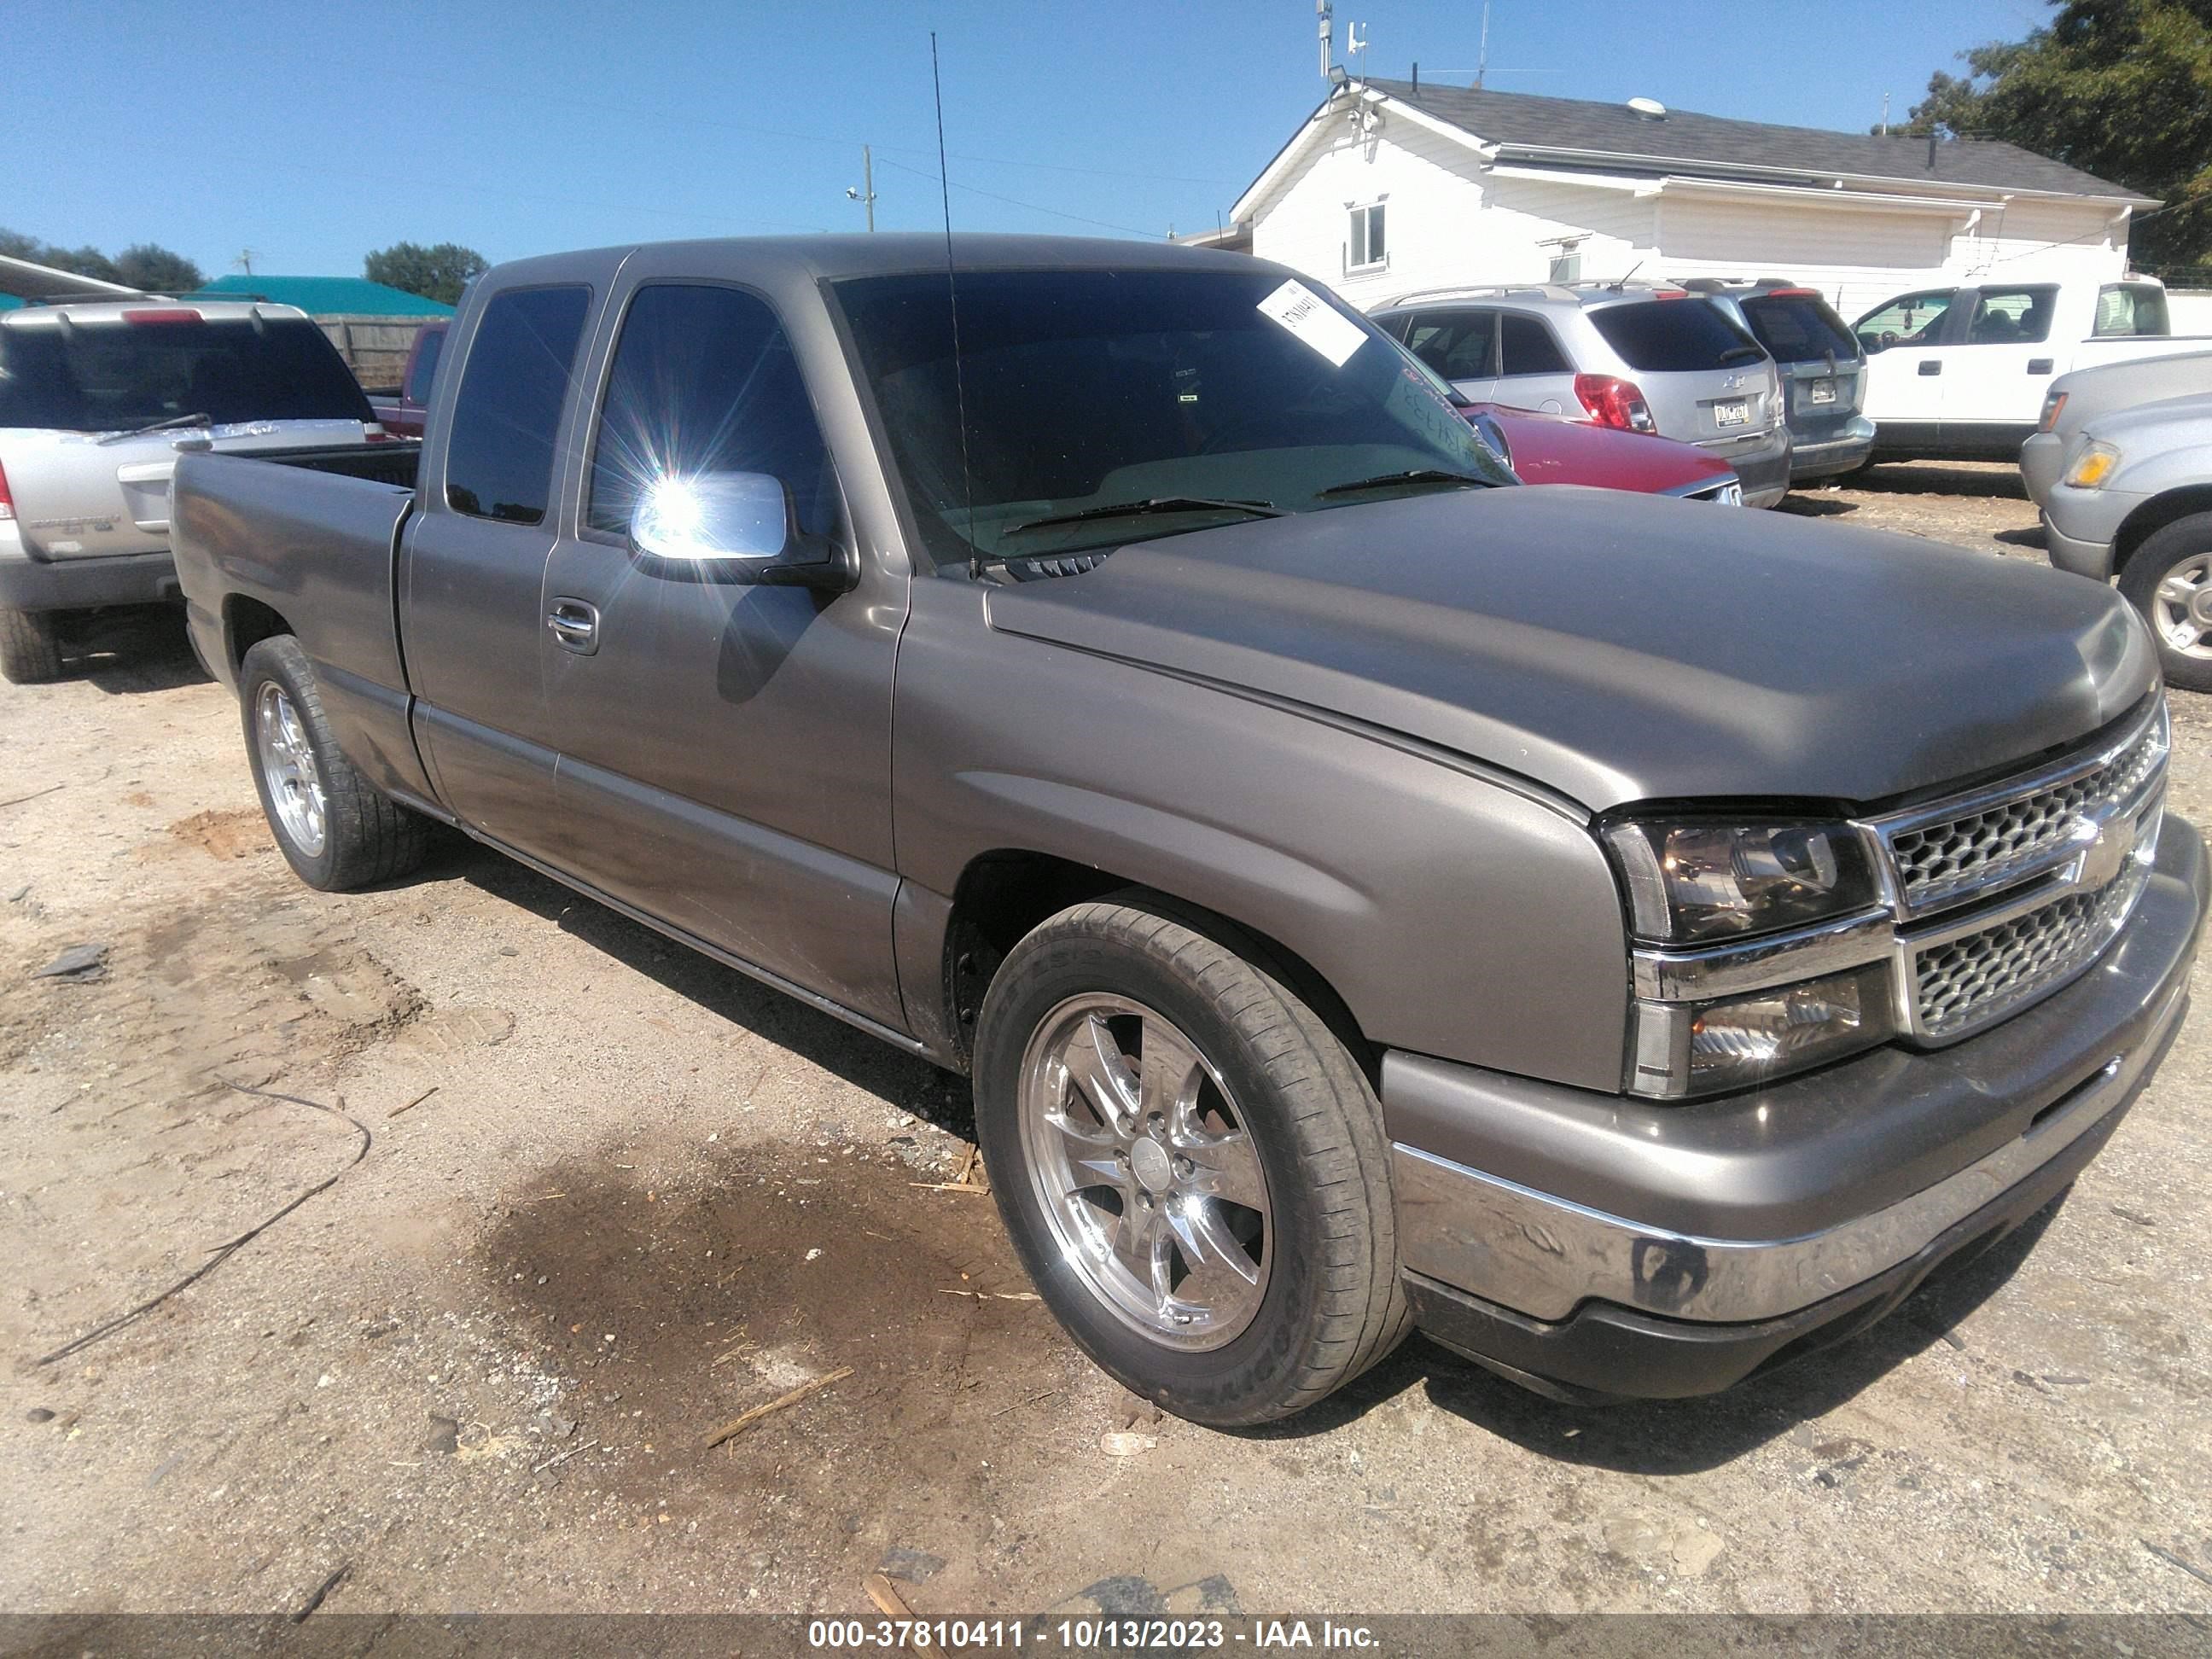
[{"left": 1627, "top": 96, "right": 1668, "bottom": 120}]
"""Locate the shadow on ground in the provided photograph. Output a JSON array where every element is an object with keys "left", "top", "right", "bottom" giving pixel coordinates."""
[
  {"left": 447, "top": 845, "right": 959, "bottom": 1126},
  {"left": 63, "top": 605, "right": 212, "bottom": 696}
]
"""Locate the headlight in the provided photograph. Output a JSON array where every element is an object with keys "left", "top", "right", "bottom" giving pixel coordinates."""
[
  {"left": 1627, "top": 963, "right": 1896, "bottom": 1099},
  {"left": 1606, "top": 815, "right": 1895, "bottom": 1099},
  {"left": 1603, "top": 818, "right": 1879, "bottom": 943},
  {"left": 2038, "top": 390, "right": 2067, "bottom": 434},
  {"left": 2064, "top": 440, "right": 2121, "bottom": 490}
]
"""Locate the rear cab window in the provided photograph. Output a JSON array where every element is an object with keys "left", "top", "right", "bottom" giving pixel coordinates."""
[
  {"left": 404, "top": 324, "right": 445, "bottom": 406},
  {"left": 0, "top": 311, "right": 370, "bottom": 432},
  {"left": 2094, "top": 284, "right": 2171, "bottom": 337},
  {"left": 1738, "top": 293, "right": 1857, "bottom": 362},
  {"left": 443, "top": 286, "right": 592, "bottom": 525},
  {"left": 585, "top": 283, "right": 838, "bottom": 539},
  {"left": 1588, "top": 300, "right": 1763, "bottom": 373}
]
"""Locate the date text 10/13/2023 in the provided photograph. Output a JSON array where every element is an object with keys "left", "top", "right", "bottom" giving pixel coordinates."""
[{"left": 806, "top": 1618, "right": 1383, "bottom": 1650}]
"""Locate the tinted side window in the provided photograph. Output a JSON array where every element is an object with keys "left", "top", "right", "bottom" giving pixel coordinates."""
[
  {"left": 1402, "top": 310, "right": 1497, "bottom": 381},
  {"left": 585, "top": 283, "right": 837, "bottom": 538},
  {"left": 1588, "top": 300, "right": 1762, "bottom": 374},
  {"left": 1739, "top": 294, "right": 1857, "bottom": 362},
  {"left": 1498, "top": 312, "right": 1569, "bottom": 376},
  {"left": 1965, "top": 287, "right": 2058, "bottom": 346},
  {"left": 445, "top": 286, "right": 591, "bottom": 526}
]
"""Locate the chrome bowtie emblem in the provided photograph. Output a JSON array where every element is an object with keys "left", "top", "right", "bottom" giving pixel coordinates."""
[{"left": 2073, "top": 813, "right": 2136, "bottom": 891}]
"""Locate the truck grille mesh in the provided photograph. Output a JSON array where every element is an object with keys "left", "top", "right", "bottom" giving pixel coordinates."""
[
  {"left": 1888, "top": 717, "right": 2165, "bottom": 914},
  {"left": 1911, "top": 859, "right": 2147, "bottom": 1038}
]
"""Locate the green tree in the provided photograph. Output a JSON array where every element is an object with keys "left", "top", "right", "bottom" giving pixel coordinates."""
[
  {"left": 0, "top": 228, "right": 122, "bottom": 284},
  {"left": 363, "top": 242, "right": 486, "bottom": 306},
  {"left": 114, "top": 243, "right": 206, "bottom": 294},
  {"left": 1890, "top": 0, "right": 2212, "bottom": 267}
]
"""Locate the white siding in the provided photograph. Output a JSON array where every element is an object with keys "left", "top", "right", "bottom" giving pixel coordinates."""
[{"left": 1244, "top": 108, "right": 2140, "bottom": 331}]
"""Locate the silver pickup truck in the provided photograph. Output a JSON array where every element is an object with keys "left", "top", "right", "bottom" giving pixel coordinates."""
[
  {"left": 170, "top": 236, "right": 2205, "bottom": 1427},
  {"left": 0, "top": 298, "right": 383, "bottom": 682}
]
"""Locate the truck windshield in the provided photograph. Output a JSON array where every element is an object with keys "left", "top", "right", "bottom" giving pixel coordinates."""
[
  {"left": 833, "top": 268, "right": 1514, "bottom": 568},
  {"left": 0, "top": 315, "right": 372, "bottom": 433}
]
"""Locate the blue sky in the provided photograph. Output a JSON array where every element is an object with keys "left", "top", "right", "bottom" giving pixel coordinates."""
[{"left": 12, "top": 0, "right": 2052, "bottom": 278}]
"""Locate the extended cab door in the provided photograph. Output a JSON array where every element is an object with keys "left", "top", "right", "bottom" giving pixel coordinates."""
[
  {"left": 533, "top": 265, "right": 910, "bottom": 1030},
  {"left": 1937, "top": 283, "right": 2063, "bottom": 445},
  {"left": 400, "top": 276, "right": 603, "bottom": 859}
]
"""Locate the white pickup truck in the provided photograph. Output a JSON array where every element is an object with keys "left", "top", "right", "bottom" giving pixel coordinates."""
[
  {"left": 1852, "top": 276, "right": 2212, "bottom": 462},
  {"left": 0, "top": 298, "right": 385, "bottom": 682}
]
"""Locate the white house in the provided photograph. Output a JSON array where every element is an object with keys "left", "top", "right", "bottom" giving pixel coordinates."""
[{"left": 1214, "top": 79, "right": 2159, "bottom": 323}]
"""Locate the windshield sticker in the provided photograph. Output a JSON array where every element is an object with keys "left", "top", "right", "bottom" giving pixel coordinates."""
[{"left": 1256, "top": 279, "right": 1366, "bottom": 368}]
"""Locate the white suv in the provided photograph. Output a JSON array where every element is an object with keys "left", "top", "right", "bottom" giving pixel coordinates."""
[
  {"left": 0, "top": 298, "right": 382, "bottom": 682},
  {"left": 1371, "top": 282, "right": 1792, "bottom": 506}
]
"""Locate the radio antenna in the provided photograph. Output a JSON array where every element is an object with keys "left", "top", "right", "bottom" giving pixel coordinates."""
[{"left": 931, "top": 32, "right": 981, "bottom": 580}]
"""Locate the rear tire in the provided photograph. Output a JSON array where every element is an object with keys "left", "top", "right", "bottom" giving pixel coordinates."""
[
  {"left": 973, "top": 899, "right": 1410, "bottom": 1428},
  {"left": 240, "top": 635, "right": 431, "bottom": 889},
  {"left": 2118, "top": 512, "right": 2212, "bottom": 695},
  {"left": 0, "top": 607, "right": 66, "bottom": 684}
]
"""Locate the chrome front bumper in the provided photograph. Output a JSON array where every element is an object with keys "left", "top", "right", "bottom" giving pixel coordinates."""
[{"left": 1388, "top": 812, "right": 2204, "bottom": 1337}]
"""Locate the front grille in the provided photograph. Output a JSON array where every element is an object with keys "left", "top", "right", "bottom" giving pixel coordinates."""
[
  {"left": 1866, "top": 698, "right": 2169, "bottom": 1043},
  {"left": 1910, "top": 859, "right": 2148, "bottom": 1038},
  {"left": 1887, "top": 712, "right": 2167, "bottom": 915}
]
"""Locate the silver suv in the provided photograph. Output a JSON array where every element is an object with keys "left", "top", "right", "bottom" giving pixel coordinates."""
[
  {"left": 1371, "top": 283, "right": 1792, "bottom": 506},
  {"left": 0, "top": 298, "right": 380, "bottom": 682}
]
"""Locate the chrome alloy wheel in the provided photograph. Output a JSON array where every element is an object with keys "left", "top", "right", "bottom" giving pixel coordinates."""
[
  {"left": 2153, "top": 553, "right": 2212, "bottom": 661},
  {"left": 1016, "top": 995, "right": 1272, "bottom": 1349},
  {"left": 253, "top": 681, "right": 329, "bottom": 857}
]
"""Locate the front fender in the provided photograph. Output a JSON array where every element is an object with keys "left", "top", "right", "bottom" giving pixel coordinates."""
[{"left": 889, "top": 580, "right": 1631, "bottom": 1091}]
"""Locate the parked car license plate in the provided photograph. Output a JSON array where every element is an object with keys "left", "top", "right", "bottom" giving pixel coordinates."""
[
  {"left": 1809, "top": 378, "right": 1837, "bottom": 405},
  {"left": 1714, "top": 399, "right": 1749, "bottom": 428}
]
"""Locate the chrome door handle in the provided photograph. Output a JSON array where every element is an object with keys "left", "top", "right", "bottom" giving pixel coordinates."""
[{"left": 547, "top": 598, "right": 600, "bottom": 655}]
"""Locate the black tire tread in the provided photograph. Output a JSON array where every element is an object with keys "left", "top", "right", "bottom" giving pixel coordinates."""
[
  {"left": 0, "top": 606, "right": 65, "bottom": 684},
  {"left": 981, "top": 898, "right": 1411, "bottom": 1424},
  {"left": 2118, "top": 511, "right": 2212, "bottom": 695},
  {"left": 240, "top": 636, "right": 432, "bottom": 890}
]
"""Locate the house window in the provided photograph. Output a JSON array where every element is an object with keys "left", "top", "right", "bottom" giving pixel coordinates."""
[
  {"left": 1546, "top": 242, "right": 1582, "bottom": 284},
  {"left": 1348, "top": 202, "right": 1388, "bottom": 272}
]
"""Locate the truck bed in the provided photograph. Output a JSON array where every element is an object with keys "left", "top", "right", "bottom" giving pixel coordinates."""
[{"left": 171, "top": 442, "right": 432, "bottom": 806}]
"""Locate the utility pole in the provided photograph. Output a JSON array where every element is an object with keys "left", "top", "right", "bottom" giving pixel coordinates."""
[
  {"left": 846, "top": 144, "right": 878, "bottom": 231},
  {"left": 1879, "top": 91, "right": 1890, "bottom": 137}
]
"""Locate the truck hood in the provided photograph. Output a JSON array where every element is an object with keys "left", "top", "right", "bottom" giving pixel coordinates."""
[{"left": 982, "top": 487, "right": 2157, "bottom": 812}]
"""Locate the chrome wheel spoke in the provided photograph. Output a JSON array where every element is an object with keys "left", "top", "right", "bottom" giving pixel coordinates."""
[
  {"left": 1181, "top": 1127, "right": 1267, "bottom": 1214},
  {"left": 2157, "top": 574, "right": 2199, "bottom": 608},
  {"left": 1062, "top": 1014, "right": 1140, "bottom": 1133},
  {"left": 1137, "top": 1016, "right": 1204, "bottom": 1126},
  {"left": 254, "top": 683, "right": 329, "bottom": 857},
  {"left": 1017, "top": 992, "right": 1274, "bottom": 1351},
  {"left": 1112, "top": 1196, "right": 1171, "bottom": 1309}
]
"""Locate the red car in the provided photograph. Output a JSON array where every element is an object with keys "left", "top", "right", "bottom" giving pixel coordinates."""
[
  {"left": 1464, "top": 402, "right": 1743, "bottom": 503},
  {"left": 369, "top": 319, "right": 448, "bottom": 439}
]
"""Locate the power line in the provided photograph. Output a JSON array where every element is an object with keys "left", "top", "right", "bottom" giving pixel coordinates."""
[{"left": 874, "top": 157, "right": 1161, "bottom": 237}]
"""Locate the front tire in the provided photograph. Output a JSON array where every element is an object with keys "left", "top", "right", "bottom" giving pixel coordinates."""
[
  {"left": 240, "top": 635, "right": 431, "bottom": 890},
  {"left": 2120, "top": 513, "right": 2212, "bottom": 695},
  {"left": 974, "top": 899, "right": 1409, "bottom": 1428},
  {"left": 0, "top": 606, "right": 66, "bottom": 684}
]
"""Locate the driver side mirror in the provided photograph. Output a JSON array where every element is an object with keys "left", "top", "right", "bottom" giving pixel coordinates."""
[{"left": 628, "top": 472, "right": 855, "bottom": 591}]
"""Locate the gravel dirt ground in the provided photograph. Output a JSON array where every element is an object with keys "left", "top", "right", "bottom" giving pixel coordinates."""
[{"left": 4, "top": 470, "right": 2212, "bottom": 1621}]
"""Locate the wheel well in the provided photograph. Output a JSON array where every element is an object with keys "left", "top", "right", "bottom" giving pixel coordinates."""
[
  {"left": 942, "top": 850, "right": 1376, "bottom": 1081},
  {"left": 2116, "top": 487, "right": 2212, "bottom": 573},
  {"left": 223, "top": 596, "right": 294, "bottom": 672}
]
